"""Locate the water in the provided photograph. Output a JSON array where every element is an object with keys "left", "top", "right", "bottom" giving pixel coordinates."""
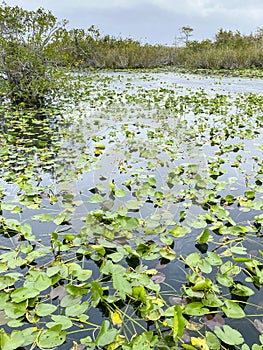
[{"left": 0, "top": 70, "right": 263, "bottom": 348}]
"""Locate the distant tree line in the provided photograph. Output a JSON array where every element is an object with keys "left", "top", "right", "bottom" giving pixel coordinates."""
[
  {"left": 176, "top": 27, "right": 263, "bottom": 69},
  {"left": 54, "top": 25, "right": 176, "bottom": 69},
  {"left": 0, "top": 2, "right": 262, "bottom": 108},
  {"left": 55, "top": 25, "right": 263, "bottom": 70}
]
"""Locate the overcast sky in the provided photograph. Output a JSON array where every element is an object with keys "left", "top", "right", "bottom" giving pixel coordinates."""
[{"left": 4, "top": 0, "right": 263, "bottom": 45}]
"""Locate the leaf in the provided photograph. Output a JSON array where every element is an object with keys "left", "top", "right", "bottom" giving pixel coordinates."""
[
  {"left": 47, "top": 315, "right": 73, "bottom": 330},
  {"left": 252, "top": 345, "right": 263, "bottom": 350},
  {"left": 7, "top": 319, "right": 23, "bottom": 328},
  {"left": 35, "top": 303, "right": 57, "bottom": 317},
  {"left": 212, "top": 206, "right": 229, "bottom": 220},
  {"left": 169, "top": 225, "right": 191, "bottom": 237},
  {"left": 20, "top": 223, "right": 33, "bottom": 238},
  {"left": 60, "top": 295, "right": 82, "bottom": 307},
  {"left": 181, "top": 344, "right": 196, "bottom": 350},
  {"left": 191, "top": 337, "right": 209, "bottom": 350},
  {"left": 141, "top": 300, "right": 163, "bottom": 321},
  {"left": 68, "top": 285, "right": 89, "bottom": 298},
  {"left": 46, "top": 265, "right": 61, "bottom": 277},
  {"left": 0, "top": 276, "right": 16, "bottom": 290},
  {"left": 54, "top": 212, "right": 67, "bottom": 225},
  {"left": 216, "top": 273, "right": 233, "bottom": 287},
  {"left": 187, "top": 218, "right": 207, "bottom": 229},
  {"left": 95, "top": 143, "right": 105, "bottom": 150},
  {"left": 105, "top": 335, "right": 125, "bottom": 350},
  {"left": 245, "top": 190, "right": 255, "bottom": 199},
  {"left": 195, "top": 228, "right": 210, "bottom": 244},
  {"left": 65, "top": 301, "right": 89, "bottom": 317},
  {"left": 25, "top": 271, "right": 52, "bottom": 292},
  {"left": 77, "top": 269, "right": 92, "bottom": 282},
  {"left": 222, "top": 300, "right": 245, "bottom": 318},
  {"left": 205, "top": 251, "right": 222, "bottom": 266},
  {"left": 205, "top": 331, "right": 220, "bottom": 350},
  {"left": 91, "top": 281, "right": 103, "bottom": 307},
  {"left": 89, "top": 193, "right": 103, "bottom": 203},
  {"left": 214, "top": 325, "right": 244, "bottom": 345},
  {"left": 32, "top": 213, "right": 54, "bottom": 222},
  {"left": 160, "top": 234, "right": 174, "bottom": 245},
  {"left": 202, "top": 293, "right": 223, "bottom": 308},
  {"left": 118, "top": 216, "right": 139, "bottom": 230},
  {"left": 112, "top": 273, "right": 132, "bottom": 296},
  {"left": 37, "top": 325, "right": 66, "bottom": 349},
  {"left": 108, "top": 252, "right": 124, "bottom": 262},
  {"left": 125, "top": 200, "right": 142, "bottom": 210},
  {"left": 159, "top": 246, "right": 176, "bottom": 261},
  {"left": 173, "top": 305, "right": 187, "bottom": 340},
  {"left": 80, "top": 336, "right": 95, "bottom": 348},
  {"left": 241, "top": 345, "right": 250, "bottom": 350},
  {"left": 231, "top": 283, "right": 254, "bottom": 297},
  {"left": 95, "top": 320, "right": 118, "bottom": 347},
  {"left": 132, "top": 286, "right": 146, "bottom": 303},
  {"left": 11, "top": 287, "right": 40, "bottom": 303},
  {"left": 4, "top": 219, "right": 21, "bottom": 230},
  {"left": 184, "top": 302, "right": 209, "bottom": 316},
  {"left": 230, "top": 246, "right": 247, "bottom": 255},
  {"left": 185, "top": 252, "right": 201, "bottom": 267},
  {"left": 0, "top": 330, "right": 25, "bottom": 350},
  {"left": 4, "top": 301, "right": 27, "bottom": 319},
  {"left": 20, "top": 327, "right": 38, "bottom": 347},
  {"left": 115, "top": 188, "right": 126, "bottom": 197},
  {"left": 191, "top": 276, "right": 211, "bottom": 291}
]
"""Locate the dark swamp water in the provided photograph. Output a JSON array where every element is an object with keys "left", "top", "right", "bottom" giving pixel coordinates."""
[{"left": 0, "top": 71, "right": 263, "bottom": 349}]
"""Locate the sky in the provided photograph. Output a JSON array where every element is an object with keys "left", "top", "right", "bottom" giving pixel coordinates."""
[{"left": 3, "top": 0, "right": 263, "bottom": 45}]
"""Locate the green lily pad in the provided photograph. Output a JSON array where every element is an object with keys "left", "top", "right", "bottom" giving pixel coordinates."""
[{"left": 214, "top": 325, "right": 244, "bottom": 345}]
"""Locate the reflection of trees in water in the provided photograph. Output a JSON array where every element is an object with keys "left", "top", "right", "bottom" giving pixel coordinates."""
[{"left": 0, "top": 111, "right": 88, "bottom": 184}]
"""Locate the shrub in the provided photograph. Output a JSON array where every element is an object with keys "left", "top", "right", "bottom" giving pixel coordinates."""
[{"left": 0, "top": 2, "right": 67, "bottom": 107}]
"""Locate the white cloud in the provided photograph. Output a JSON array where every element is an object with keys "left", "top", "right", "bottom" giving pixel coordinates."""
[
  {"left": 5, "top": 0, "right": 263, "bottom": 21},
  {"left": 151, "top": 0, "right": 263, "bottom": 19},
  {"left": 149, "top": 0, "right": 215, "bottom": 16},
  {"left": 5, "top": 0, "right": 147, "bottom": 11},
  {"left": 3, "top": 0, "right": 263, "bottom": 44}
]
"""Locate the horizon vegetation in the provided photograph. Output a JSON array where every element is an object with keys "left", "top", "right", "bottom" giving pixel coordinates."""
[{"left": 1, "top": 2, "right": 263, "bottom": 108}]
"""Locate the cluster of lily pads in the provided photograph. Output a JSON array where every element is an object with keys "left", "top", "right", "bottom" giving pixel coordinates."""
[{"left": 0, "top": 70, "right": 263, "bottom": 349}]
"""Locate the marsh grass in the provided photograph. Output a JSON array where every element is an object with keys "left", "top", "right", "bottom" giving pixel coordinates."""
[{"left": 60, "top": 28, "right": 263, "bottom": 72}]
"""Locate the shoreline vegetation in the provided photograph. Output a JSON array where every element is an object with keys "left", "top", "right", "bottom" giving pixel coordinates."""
[
  {"left": 59, "top": 27, "right": 263, "bottom": 72},
  {"left": 1, "top": 2, "right": 263, "bottom": 108}
]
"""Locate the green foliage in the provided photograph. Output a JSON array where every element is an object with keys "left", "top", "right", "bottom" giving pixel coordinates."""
[
  {"left": 214, "top": 325, "right": 244, "bottom": 346},
  {"left": 56, "top": 25, "right": 178, "bottom": 69},
  {"left": 176, "top": 28, "right": 263, "bottom": 69},
  {"left": 0, "top": 2, "right": 67, "bottom": 107}
]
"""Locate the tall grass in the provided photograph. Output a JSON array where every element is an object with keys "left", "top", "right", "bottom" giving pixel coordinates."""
[{"left": 56, "top": 27, "right": 263, "bottom": 70}]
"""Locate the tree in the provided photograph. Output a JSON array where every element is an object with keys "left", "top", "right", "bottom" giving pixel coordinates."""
[
  {"left": 214, "top": 29, "right": 243, "bottom": 48},
  {"left": 0, "top": 2, "right": 67, "bottom": 107},
  {"left": 179, "top": 26, "right": 194, "bottom": 45},
  {"left": 255, "top": 27, "right": 263, "bottom": 48}
]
